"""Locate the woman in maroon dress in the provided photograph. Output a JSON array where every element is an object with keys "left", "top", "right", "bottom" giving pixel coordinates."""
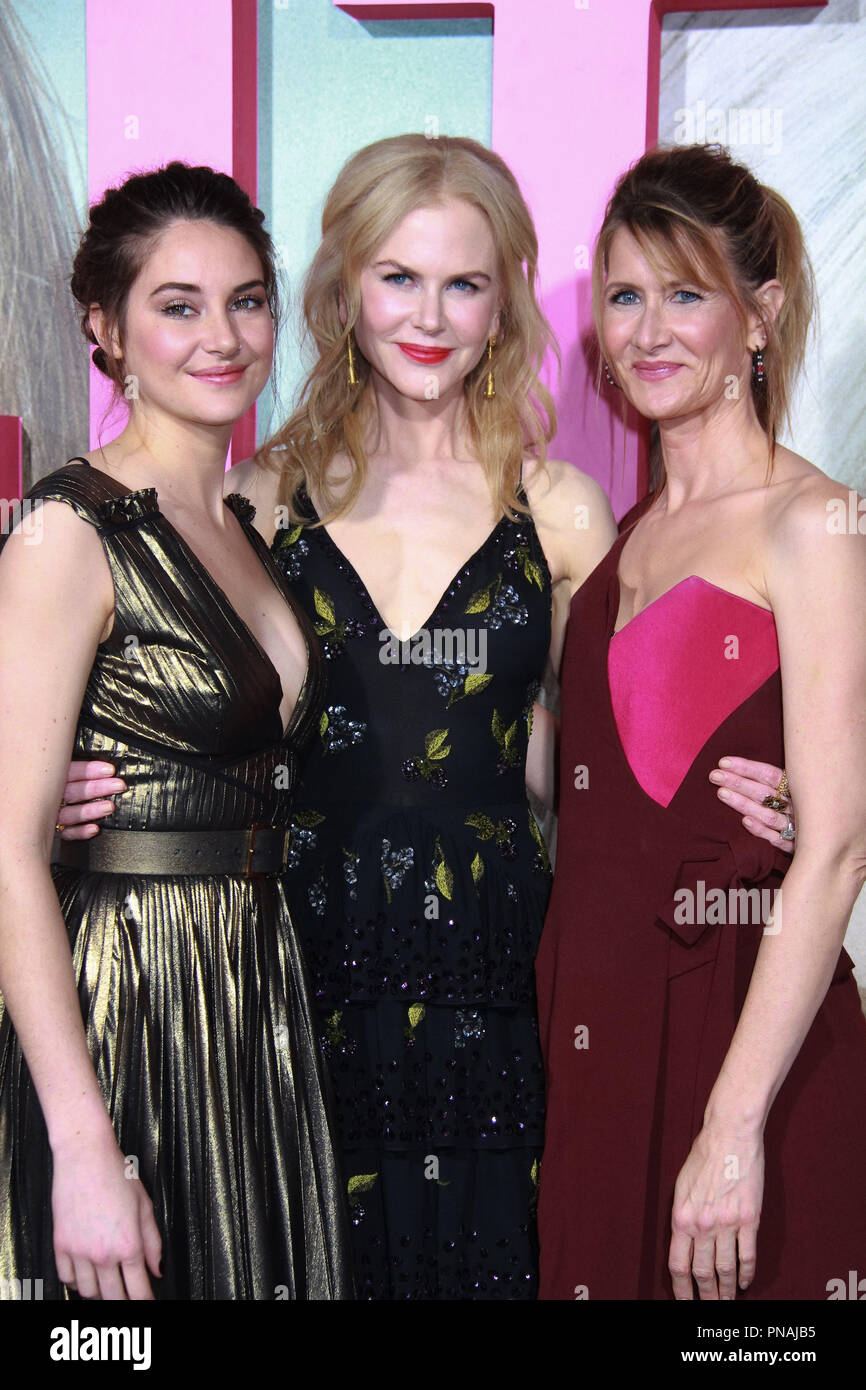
[{"left": 536, "top": 144, "right": 866, "bottom": 1301}]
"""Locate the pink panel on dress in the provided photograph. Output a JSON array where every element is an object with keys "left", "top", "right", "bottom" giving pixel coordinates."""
[{"left": 608, "top": 576, "right": 780, "bottom": 807}]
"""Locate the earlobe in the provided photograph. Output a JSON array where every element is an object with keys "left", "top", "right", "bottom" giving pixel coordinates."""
[
  {"left": 87, "top": 305, "right": 123, "bottom": 360},
  {"left": 750, "top": 279, "right": 785, "bottom": 348}
]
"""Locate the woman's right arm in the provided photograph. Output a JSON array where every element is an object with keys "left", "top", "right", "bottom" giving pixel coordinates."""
[{"left": 0, "top": 501, "right": 161, "bottom": 1299}]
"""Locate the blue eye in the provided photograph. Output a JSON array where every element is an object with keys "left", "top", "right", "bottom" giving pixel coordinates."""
[
  {"left": 673, "top": 289, "right": 702, "bottom": 303},
  {"left": 450, "top": 278, "right": 480, "bottom": 293},
  {"left": 383, "top": 272, "right": 411, "bottom": 286},
  {"left": 610, "top": 289, "right": 638, "bottom": 306}
]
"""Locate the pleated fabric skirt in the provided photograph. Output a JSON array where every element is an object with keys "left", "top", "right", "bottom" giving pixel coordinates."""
[{"left": 0, "top": 866, "right": 354, "bottom": 1300}]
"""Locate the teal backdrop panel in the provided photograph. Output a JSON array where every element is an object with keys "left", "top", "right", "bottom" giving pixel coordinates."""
[
  {"left": 257, "top": 1, "right": 493, "bottom": 441},
  {"left": 10, "top": 0, "right": 87, "bottom": 217}
]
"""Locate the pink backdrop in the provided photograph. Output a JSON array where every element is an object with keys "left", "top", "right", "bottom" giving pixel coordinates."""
[{"left": 83, "top": 0, "right": 825, "bottom": 514}]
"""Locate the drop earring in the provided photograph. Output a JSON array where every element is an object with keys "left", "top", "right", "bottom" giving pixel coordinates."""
[
  {"left": 604, "top": 362, "right": 619, "bottom": 389},
  {"left": 484, "top": 336, "right": 496, "bottom": 398},
  {"left": 347, "top": 333, "right": 359, "bottom": 388},
  {"left": 752, "top": 346, "right": 765, "bottom": 387}
]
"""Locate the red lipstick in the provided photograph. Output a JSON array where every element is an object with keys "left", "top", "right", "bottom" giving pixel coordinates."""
[{"left": 397, "top": 343, "right": 453, "bottom": 364}]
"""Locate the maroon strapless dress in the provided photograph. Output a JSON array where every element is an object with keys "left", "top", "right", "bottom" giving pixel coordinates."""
[{"left": 535, "top": 526, "right": 866, "bottom": 1300}]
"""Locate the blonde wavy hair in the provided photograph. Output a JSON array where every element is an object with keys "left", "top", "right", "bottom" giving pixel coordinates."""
[
  {"left": 592, "top": 144, "right": 815, "bottom": 488},
  {"left": 258, "top": 134, "right": 558, "bottom": 522}
]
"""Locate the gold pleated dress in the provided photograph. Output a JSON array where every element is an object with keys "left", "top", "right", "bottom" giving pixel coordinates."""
[{"left": 0, "top": 461, "right": 353, "bottom": 1300}]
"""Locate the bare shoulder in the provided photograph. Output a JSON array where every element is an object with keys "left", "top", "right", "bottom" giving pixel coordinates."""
[
  {"left": 522, "top": 457, "right": 617, "bottom": 590},
  {"left": 764, "top": 448, "right": 862, "bottom": 548},
  {"left": 762, "top": 450, "right": 865, "bottom": 618},
  {"left": 0, "top": 498, "right": 113, "bottom": 637},
  {"left": 523, "top": 456, "right": 613, "bottom": 519},
  {"left": 224, "top": 456, "right": 282, "bottom": 540},
  {"left": 224, "top": 455, "right": 265, "bottom": 498}
]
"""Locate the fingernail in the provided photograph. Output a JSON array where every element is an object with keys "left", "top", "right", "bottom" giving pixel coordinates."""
[
  {"left": 719, "top": 757, "right": 731, "bottom": 768},
  {"left": 742, "top": 816, "right": 754, "bottom": 827},
  {"left": 84, "top": 826, "right": 99, "bottom": 837},
  {"left": 709, "top": 771, "right": 724, "bottom": 784},
  {"left": 717, "top": 788, "right": 732, "bottom": 801}
]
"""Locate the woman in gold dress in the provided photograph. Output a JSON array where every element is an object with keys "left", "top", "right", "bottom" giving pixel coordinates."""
[{"left": 0, "top": 163, "right": 352, "bottom": 1300}]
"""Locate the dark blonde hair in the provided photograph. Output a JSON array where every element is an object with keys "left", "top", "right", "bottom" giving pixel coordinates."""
[
  {"left": 592, "top": 144, "right": 814, "bottom": 472},
  {"left": 259, "top": 133, "right": 558, "bottom": 522}
]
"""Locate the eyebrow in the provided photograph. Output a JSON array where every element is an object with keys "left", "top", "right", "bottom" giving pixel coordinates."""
[
  {"left": 373, "top": 259, "right": 492, "bottom": 282},
  {"left": 149, "top": 279, "right": 266, "bottom": 297},
  {"left": 606, "top": 276, "right": 707, "bottom": 291}
]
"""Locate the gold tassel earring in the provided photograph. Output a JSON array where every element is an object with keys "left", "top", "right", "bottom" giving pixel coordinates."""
[
  {"left": 484, "top": 336, "right": 496, "bottom": 398},
  {"left": 347, "top": 333, "right": 359, "bottom": 388}
]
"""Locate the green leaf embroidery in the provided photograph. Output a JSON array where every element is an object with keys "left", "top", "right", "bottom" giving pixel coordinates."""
[
  {"left": 319, "top": 710, "right": 329, "bottom": 737},
  {"left": 325, "top": 1009, "right": 344, "bottom": 1048},
  {"left": 491, "top": 710, "right": 505, "bottom": 743},
  {"left": 313, "top": 587, "right": 336, "bottom": 625},
  {"left": 466, "top": 812, "right": 495, "bottom": 841},
  {"left": 293, "top": 809, "right": 325, "bottom": 828},
  {"left": 464, "top": 583, "right": 492, "bottom": 614},
  {"left": 425, "top": 729, "right": 450, "bottom": 758},
  {"left": 528, "top": 808, "right": 551, "bottom": 871},
  {"left": 435, "top": 859, "right": 454, "bottom": 900},
  {"left": 408, "top": 1003, "right": 426, "bottom": 1031},
  {"left": 348, "top": 1173, "right": 379, "bottom": 1203},
  {"left": 464, "top": 672, "right": 493, "bottom": 697},
  {"left": 470, "top": 852, "right": 484, "bottom": 887},
  {"left": 524, "top": 556, "right": 544, "bottom": 590},
  {"left": 503, "top": 720, "right": 518, "bottom": 750}
]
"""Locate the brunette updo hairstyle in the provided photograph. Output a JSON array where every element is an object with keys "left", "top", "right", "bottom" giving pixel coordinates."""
[
  {"left": 593, "top": 144, "right": 814, "bottom": 460},
  {"left": 70, "top": 161, "right": 279, "bottom": 396}
]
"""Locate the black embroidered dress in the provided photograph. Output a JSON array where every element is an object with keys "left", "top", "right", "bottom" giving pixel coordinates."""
[{"left": 271, "top": 490, "right": 552, "bottom": 1298}]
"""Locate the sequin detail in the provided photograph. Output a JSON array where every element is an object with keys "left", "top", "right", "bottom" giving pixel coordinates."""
[
  {"left": 380, "top": 839, "right": 414, "bottom": 901},
  {"left": 455, "top": 1009, "right": 486, "bottom": 1048},
  {"left": 320, "top": 704, "right": 367, "bottom": 753},
  {"left": 402, "top": 728, "right": 451, "bottom": 786},
  {"left": 271, "top": 522, "right": 309, "bottom": 581}
]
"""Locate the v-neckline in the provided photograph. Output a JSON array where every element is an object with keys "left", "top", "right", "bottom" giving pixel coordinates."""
[
  {"left": 70, "top": 459, "right": 310, "bottom": 742},
  {"left": 298, "top": 489, "right": 510, "bottom": 642}
]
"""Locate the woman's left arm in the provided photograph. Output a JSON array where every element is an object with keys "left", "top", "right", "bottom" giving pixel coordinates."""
[{"left": 669, "top": 481, "right": 866, "bottom": 1300}]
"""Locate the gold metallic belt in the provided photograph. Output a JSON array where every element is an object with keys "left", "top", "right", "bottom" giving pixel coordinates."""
[{"left": 54, "top": 825, "right": 292, "bottom": 877}]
